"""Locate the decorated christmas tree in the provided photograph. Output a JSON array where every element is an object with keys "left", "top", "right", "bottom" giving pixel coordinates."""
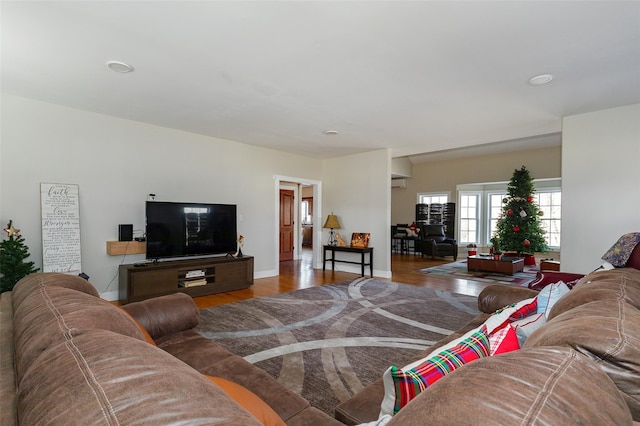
[
  {"left": 1, "top": 220, "right": 39, "bottom": 293},
  {"left": 494, "top": 166, "right": 549, "bottom": 256}
]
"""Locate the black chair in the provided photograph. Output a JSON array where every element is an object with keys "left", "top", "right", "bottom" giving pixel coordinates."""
[
  {"left": 418, "top": 224, "right": 458, "bottom": 260},
  {"left": 392, "top": 224, "right": 410, "bottom": 254}
]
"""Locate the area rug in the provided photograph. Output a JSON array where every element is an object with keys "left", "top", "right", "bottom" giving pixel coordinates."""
[
  {"left": 196, "top": 278, "right": 479, "bottom": 416},
  {"left": 420, "top": 259, "right": 539, "bottom": 287}
]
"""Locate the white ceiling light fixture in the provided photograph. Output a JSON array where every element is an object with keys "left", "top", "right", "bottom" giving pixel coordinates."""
[
  {"left": 528, "top": 74, "right": 553, "bottom": 86},
  {"left": 106, "top": 61, "right": 135, "bottom": 73},
  {"left": 323, "top": 130, "right": 339, "bottom": 135}
]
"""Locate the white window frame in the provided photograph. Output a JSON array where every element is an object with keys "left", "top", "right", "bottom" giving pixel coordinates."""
[
  {"left": 531, "top": 189, "right": 561, "bottom": 249},
  {"left": 417, "top": 192, "right": 450, "bottom": 205},
  {"left": 458, "top": 191, "right": 481, "bottom": 245},
  {"left": 486, "top": 191, "right": 508, "bottom": 246}
]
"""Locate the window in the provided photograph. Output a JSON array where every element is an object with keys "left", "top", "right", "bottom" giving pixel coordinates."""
[
  {"left": 534, "top": 191, "right": 561, "bottom": 248},
  {"left": 457, "top": 179, "right": 561, "bottom": 249},
  {"left": 485, "top": 190, "right": 561, "bottom": 248},
  {"left": 417, "top": 193, "right": 449, "bottom": 205},
  {"left": 488, "top": 192, "right": 507, "bottom": 243},
  {"left": 459, "top": 193, "right": 479, "bottom": 245}
]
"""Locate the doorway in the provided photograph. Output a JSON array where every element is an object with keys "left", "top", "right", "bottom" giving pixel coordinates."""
[{"left": 274, "top": 176, "right": 322, "bottom": 275}]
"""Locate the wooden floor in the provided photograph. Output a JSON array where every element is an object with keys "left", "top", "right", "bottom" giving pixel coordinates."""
[{"left": 193, "top": 249, "right": 494, "bottom": 309}]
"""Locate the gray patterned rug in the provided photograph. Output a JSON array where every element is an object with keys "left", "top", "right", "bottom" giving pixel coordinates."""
[{"left": 196, "top": 278, "right": 479, "bottom": 416}]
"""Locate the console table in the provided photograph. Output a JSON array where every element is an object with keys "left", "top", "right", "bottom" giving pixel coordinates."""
[{"left": 323, "top": 245, "right": 373, "bottom": 277}]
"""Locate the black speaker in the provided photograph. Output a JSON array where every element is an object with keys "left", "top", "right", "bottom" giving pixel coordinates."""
[{"left": 118, "top": 224, "right": 133, "bottom": 241}]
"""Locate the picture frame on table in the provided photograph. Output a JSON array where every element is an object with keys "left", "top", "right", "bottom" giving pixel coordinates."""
[{"left": 350, "top": 233, "right": 370, "bottom": 248}]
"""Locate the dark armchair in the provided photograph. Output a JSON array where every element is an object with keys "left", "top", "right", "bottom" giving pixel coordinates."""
[{"left": 418, "top": 224, "right": 458, "bottom": 261}]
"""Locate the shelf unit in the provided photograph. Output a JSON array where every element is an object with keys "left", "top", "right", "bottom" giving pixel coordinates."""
[
  {"left": 415, "top": 202, "right": 456, "bottom": 239},
  {"left": 118, "top": 256, "right": 254, "bottom": 303},
  {"left": 106, "top": 241, "right": 146, "bottom": 256}
]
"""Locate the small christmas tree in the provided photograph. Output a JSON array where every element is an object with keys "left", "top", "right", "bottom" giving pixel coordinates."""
[
  {"left": 1, "top": 220, "right": 39, "bottom": 293},
  {"left": 494, "top": 166, "right": 549, "bottom": 256}
]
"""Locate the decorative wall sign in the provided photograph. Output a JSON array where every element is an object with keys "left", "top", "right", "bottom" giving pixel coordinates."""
[{"left": 40, "top": 183, "right": 82, "bottom": 273}]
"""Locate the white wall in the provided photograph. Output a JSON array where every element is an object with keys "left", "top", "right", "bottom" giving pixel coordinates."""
[
  {"left": 322, "top": 149, "right": 392, "bottom": 278},
  {"left": 561, "top": 103, "right": 640, "bottom": 273},
  {"left": 391, "top": 156, "right": 412, "bottom": 178},
  {"left": 0, "top": 94, "right": 324, "bottom": 298}
]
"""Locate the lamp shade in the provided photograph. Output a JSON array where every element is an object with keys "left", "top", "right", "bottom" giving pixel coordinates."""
[{"left": 323, "top": 214, "right": 341, "bottom": 229}]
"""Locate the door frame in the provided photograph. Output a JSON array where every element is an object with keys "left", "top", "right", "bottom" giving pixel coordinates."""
[{"left": 274, "top": 175, "right": 322, "bottom": 274}]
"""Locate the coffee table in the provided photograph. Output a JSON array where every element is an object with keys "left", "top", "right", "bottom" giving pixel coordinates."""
[{"left": 467, "top": 255, "right": 524, "bottom": 275}]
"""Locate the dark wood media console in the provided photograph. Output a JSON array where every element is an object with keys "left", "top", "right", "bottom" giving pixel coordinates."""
[{"left": 119, "top": 256, "right": 254, "bottom": 303}]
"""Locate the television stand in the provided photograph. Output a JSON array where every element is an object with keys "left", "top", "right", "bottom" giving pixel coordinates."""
[{"left": 118, "top": 256, "right": 254, "bottom": 303}]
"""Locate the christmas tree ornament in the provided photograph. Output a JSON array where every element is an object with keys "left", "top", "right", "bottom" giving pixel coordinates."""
[
  {"left": 507, "top": 209, "right": 514, "bottom": 216},
  {"left": 523, "top": 239, "right": 531, "bottom": 246},
  {"left": 513, "top": 226, "right": 520, "bottom": 232},
  {"left": 514, "top": 196, "right": 522, "bottom": 201},
  {"left": 527, "top": 196, "right": 534, "bottom": 203},
  {"left": 3, "top": 224, "right": 20, "bottom": 238},
  {"left": 502, "top": 197, "right": 509, "bottom": 204},
  {"left": 538, "top": 211, "right": 544, "bottom": 216},
  {"left": 519, "top": 208, "right": 527, "bottom": 218}
]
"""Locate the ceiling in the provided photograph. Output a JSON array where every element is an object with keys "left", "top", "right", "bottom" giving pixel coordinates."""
[{"left": 2, "top": 1, "right": 639, "bottom": 161}]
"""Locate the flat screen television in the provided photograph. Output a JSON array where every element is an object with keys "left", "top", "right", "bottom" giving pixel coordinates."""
[{"left": 145, "top": 201, "right": 237, "bottom": 260}]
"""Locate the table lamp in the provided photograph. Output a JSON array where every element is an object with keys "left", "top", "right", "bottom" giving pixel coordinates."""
[{"left": 323, "top": 213, "right": 341, "bottom": 246}]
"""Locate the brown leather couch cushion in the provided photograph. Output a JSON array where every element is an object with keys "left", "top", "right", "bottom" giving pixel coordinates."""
[
  {"left": 205, "top": 376, "right": 287, "bottom": 426},
  {"left": 158, "top": 329, "right": 313, "bottom": 423},
  {"left": 549, "top": 268, "right": 640, "bottom": 318},
  {"left": 18, "top": 330, "right": 262, "bottom": 425},
  {"left": 387, "top": 347, "right": 633, "bottom": 425},
  {"left": 13, "top": 286, "right": 145, "bottom": 380},
  {"left": 11, "top": 272, "right": 99, "bottom": 312},
  {"left": 122, "top": 292, "right": 200, "bottom": 340},
  {"left": 198, "top": 354, "right": 312, "bottom": 422},
  {"left": 524, "top": 299, "right": 640, "bottom": 420}
]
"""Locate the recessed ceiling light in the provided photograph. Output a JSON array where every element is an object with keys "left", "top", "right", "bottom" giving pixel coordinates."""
[
  {"left": 106, "top": 61, "right": 135, "bottom": 73},
  {"left": 528, "top": 74, "right": 553, "bottom": 86},
  {"left": 323, "top": 130, "right": 339, "bottom": 135}
]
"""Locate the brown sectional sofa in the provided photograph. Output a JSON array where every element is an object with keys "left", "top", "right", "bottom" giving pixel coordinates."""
[
  {"left": 336, "top": 267, "right": 640, "bottom": 425},
  {"left": 3, "top": 266, "right": 640, "bottom": 425},
  {"left": 0, "top": 272, "right": 342, "bottom": 426}
]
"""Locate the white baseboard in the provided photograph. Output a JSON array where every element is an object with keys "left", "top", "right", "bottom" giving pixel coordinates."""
[
  {"left": 255, "top": 269, "right": 277, "bottom": 279},
  {"left": 100, "top": 290, "right": 119, "bottom": 302}
]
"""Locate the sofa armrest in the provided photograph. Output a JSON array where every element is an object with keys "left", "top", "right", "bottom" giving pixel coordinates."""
[
  {"left": 477, "top": 285, "right": 538, "bottom": 314},
  {"left": 122, "top": 292, "right": 200, "bottom": 340},
  {"left": 1, "top": 292, "right": 17, "bottom": 426},
  {"left": 417, "top": 239, "right": 436, "bottom": 253}
]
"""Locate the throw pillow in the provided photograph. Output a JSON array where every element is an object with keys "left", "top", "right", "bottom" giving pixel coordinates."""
[
  {"left": 204, "top": 375, "right": 286, "bottom": 426},
  {"left": 488, "top": 324, "right": 520, "bottom": 355},
  {"left": 512, "top": 313, "right": 547, "bottom": 347},
  {"left": 379, "top": 326, "right": 490, "bottom": 417},
  {"left": 483, "top": 297, "right": 538, "bottom": 335},
  {"left": 536, "top": 281, "right": 571, "bottom": 317},
  {"left": 601, "top": 232, "right": 640, "bottom": 267}
]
